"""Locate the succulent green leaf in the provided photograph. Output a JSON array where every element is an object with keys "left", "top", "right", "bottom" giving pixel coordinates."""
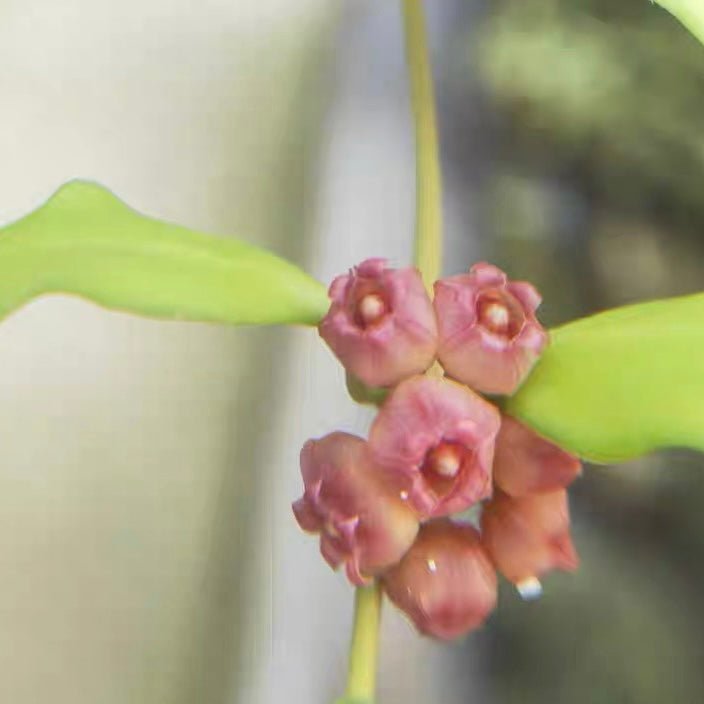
[
  {"left": 506, "top": 293, "right": 704, "bottom": 463},
  {"left": 0, "top": 181, "right": 328, "bottom": 327},
  {"left": 653, "top": 0, "right": 704, "bottom": 46}
]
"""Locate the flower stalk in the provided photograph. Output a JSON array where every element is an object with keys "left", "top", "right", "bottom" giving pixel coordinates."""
[
  {"left": 343, "top": 582, "right": 383, "bottom": 702},
  {"left": 403, "top": 0, "right": 443, "bottom": 290}
]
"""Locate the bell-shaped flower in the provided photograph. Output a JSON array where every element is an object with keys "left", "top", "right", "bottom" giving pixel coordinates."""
[
  {"left": 383, "top": 519, "right": 497, "bottom": 640},
  {"left": 368, "top": 375, "right": 500, "bottom": 517},
  {"left": 480, "top": 489, "right": 578, "bottom": 598},
  {"left": 319, "top": 258, "right": 438, "bottom": 388},
  {"left": 292, "top": 432, "right": 419, "bottom": 586},
  {"left": 493, "top": 415, "right": 581, "bottom": 497},
  {"left": 434, "top": 262, "right": 548, "bottom": 395}
]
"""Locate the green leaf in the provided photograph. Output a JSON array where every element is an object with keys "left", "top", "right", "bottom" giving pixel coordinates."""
[
  {"left": 0, "top": 181, "right": 329, "bottom": 327},
  {"left": 653, "top": 0, "right": 704, "bottom": 47},
  {"left": 505, "top": 293, "right": 704, "bottom": 463}
]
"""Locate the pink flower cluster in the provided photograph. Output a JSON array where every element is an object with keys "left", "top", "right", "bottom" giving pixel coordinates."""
[{"left": 294, "top": 259, "right": 581, "bottom": 640}]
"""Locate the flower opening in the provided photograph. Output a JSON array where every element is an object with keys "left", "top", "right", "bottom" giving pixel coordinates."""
[
  {"left": 434, "top": 262, "right": 548, "bottom": 395},
  {"left": 369, "top": 376, "right": 500, "bottom": 517},
  {"left": 319, "top": 258, "right": 438, "bottom": 388}
]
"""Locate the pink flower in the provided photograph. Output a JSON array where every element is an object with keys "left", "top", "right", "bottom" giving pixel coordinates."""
[
  {"left": 433, "top": 262, "right": 548, "bottom": 395},
  {"left": 368, "top": 376, "right": 500, "bottom": 517},
  {"left": 383, "top": 519, "right": 497, "bottom": 640},
  {"left": 480, "top": 489, "right": 578, "bottom": 596},
  {"left": 292, "top": 432, "right": 419, "bottom": 586},
  {"left": 493, "top": 415, "right": 581, "bottom": 497},
  {"left": 319, "top": 258, "right": 438, "bottom": 388}
]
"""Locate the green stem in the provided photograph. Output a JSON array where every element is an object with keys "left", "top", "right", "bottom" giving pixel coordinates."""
[
  {"left": 343, "top": 582, "right": 383, "bottom": 702},
  {"left": 402, "top": 0, "right": 443, "bottom": 286}
]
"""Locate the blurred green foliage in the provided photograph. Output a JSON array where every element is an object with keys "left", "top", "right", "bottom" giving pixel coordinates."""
[
  {"left": 477, "top": 0, "right": 704, "bottom": 227},
  {"left": 465, "top": 0, "right": 704, "bottom": 701}
]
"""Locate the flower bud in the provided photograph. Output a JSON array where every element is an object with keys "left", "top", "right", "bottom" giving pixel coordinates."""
[
  {"left": 292, "top": 432, "right": 419, "bottom": 586},
  {"left": 319, "top": 258, "right": 438, "bottom": 388},
  {"left": 493, "top": 415, "right": 581, "bottom": 497},
  {"left": 480, "top": 489, "right": 578, "bottom": 594},
  {"left": 368, "top": 376, "right": 500, "bottom": 517},
  {"left": 383, "top": 520, "right": 497, "bottom": 640},
  {"left": 434, "top": 262, "right": 548, "bottom": 395}
]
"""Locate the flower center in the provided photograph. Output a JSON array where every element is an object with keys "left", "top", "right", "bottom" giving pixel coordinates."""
[
  {"left": 355, "top": 293, "right": 388, "bottom": 327},
  {"left": 426, "top": 443, "right": 462, "bottom": 478},
  {"left": 421, "top": 441, "right": 466, "bottom": 496},
  {"left": 482, "top": 302, "right": 510, "bottom": 334},
  {"left": 477, "top": 289, "right": 524, "bottom": 339}
]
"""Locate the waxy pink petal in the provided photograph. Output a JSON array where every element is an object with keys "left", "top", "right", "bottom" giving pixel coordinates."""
[
  {"left": 293, "top": 432, "right": 419, "bottom": 585},
  {"left": 480, "top": 489, "right": 579, "bottom": 587},
  {"left": 383, "top": 520, "right": 497, "bottom": 640},
  {"left": 319, "top": 258, "right": 438, "bottom": 388},
  {"left": 493, "top": 415, "right": 582, "bottom": 497},
  {"left": 368, "top": 376, "right": 500, "bottom": 517},
  {"left": 434, "top": 262, "right": 548, "bottom": 395}
]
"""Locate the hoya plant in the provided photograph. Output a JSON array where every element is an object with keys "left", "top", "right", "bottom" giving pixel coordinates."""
[{"left": 1, "top": 1, "right": 703, "bottom": 702}]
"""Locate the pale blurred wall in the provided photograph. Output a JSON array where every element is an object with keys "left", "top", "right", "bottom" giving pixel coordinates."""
[
  {"left": 0, "top": 3, "right": 490, "bottom": 704},
  {"left": 0, "top": 2, "right": 335, "bottom": 703}
]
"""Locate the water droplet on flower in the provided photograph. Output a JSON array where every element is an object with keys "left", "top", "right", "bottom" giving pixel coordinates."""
[{"left": 516, "top": 576, "right": 543, "bottom": 601}]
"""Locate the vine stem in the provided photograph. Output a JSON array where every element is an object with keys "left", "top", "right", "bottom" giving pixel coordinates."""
[
  {"left": 341, "top": 3, "right": 444, "bottom": 702},
  {"left": 403, "top": 0, "right": 443, "bottom": 289},
  {"left": 343, "top": 582, "right": 383, "bottom": 702}
]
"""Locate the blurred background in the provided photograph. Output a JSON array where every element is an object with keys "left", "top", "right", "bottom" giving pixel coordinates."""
[{"left": 1, "top": 0, "right": 704, "bottom": 702}]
